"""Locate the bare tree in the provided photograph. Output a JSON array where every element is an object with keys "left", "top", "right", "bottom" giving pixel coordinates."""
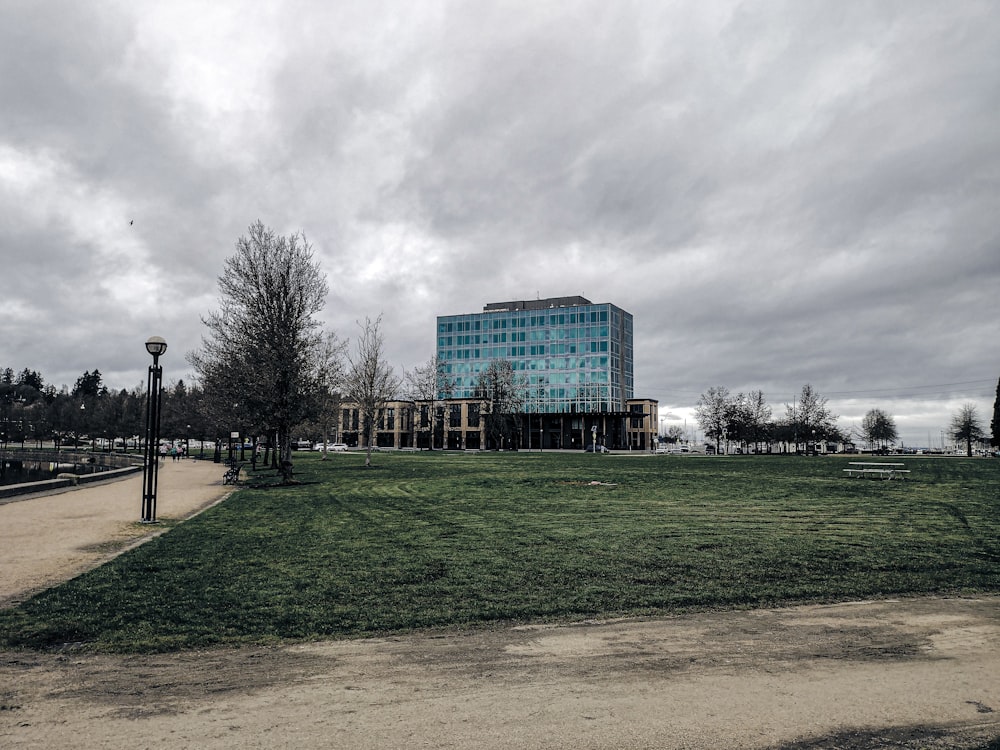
[
  {"left": 861, "top": 408, "right": 898, "bottom": 451},
  {"left": 695, "top": 386, "right": 730, "bottom": 455},
  {"left": 785, "top": 384, "right": 837, "bottom": 454},
  {"left": 664, "top": 425, "right": 685, "bottom": 443},
  {"left": 744, "top": 390, "right": 773, "bottom": 453},
  {"left": 950, "top": 403, "right": 985, "bottom": 457},
  {"left": 724, "top": 394, "right": 750, "bottom": 452},
  {"left": 404, "top": 356, "right": 452, "bottom": 450},
  {"left": 188, "top": 221, "right": 329, "bottom": 482},
  {"left": 313, "top": 332, "right": 348, "bottom": 460},
  {"left": 726, "top": 390, "right": 772, "bottom": 454},
  {"left": 475, "top": 360, "right": 525, "bottom": 450},
  {"left": 346, "top": 315, "right": 401, "bottom": 466}
]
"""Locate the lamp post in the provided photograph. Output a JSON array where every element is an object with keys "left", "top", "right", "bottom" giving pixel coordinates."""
[{"left": 141, "top": 336, "right": 167, "bottom": 523}]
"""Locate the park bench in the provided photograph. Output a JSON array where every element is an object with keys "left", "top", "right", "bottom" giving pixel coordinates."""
[
  {"left": 843, "top": 462, "right": 910, "bottom": 480},
  {"left": 223, "top": 462, "right": 246, "bottom": 485}
]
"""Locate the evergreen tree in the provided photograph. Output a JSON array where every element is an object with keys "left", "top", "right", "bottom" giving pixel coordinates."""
[
  {"left": 17, "top": 369, "right": 44, "bottom": 390},
  {"left": 72, "top": 370, "right": 103, "bottom": 398},
  {"left": 991, "top": 376, "right": 999, "bottom": 448}
]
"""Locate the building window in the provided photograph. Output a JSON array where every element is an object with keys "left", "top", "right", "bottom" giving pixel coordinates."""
[
  {"left": 449, "top": 403, "right": 462, "bottom": 428},
  {"left": 468, "top": 402, "right": 480, "bottom": 427},
  {"left": 386, "top": 407, "right": 395, "bottom": 430}
]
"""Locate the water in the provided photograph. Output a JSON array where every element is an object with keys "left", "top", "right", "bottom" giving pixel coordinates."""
[{"left": 0, "top": 459, "right": 108, "bottom": 487}]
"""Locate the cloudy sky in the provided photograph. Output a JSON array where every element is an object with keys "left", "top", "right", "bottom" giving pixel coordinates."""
[{"left": 2, "top": 0, "right": 998, "bottom": 446}]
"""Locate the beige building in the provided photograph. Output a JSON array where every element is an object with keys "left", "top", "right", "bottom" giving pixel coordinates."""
[{"left": 335, "top": 396, "right": 658, "bottom": 452}]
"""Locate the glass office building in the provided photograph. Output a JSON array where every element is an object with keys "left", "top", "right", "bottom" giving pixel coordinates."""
[{"left": 436, "top": 296, "right": 634, "bottom": 414}]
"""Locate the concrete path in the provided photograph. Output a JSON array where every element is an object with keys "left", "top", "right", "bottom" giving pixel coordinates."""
[{"left": 0, "top": 458, "right": 233, "bottom": 607}]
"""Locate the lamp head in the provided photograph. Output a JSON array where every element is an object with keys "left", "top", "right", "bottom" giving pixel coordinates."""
[{"left": 145, "top": 336, "right": 168, "bottom": 361}]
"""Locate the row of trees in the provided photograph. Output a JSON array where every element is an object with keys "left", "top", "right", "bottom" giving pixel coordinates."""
[
  {"left": 1, "top": 355, "right": 528, "bottom": 469},
  {"left": 0, "top": 224, "right": 399, "bottom": 479},
  {"left": 0, "top": 367, "right": 209, "bottom": 452},
  {"left": 692, "top": 382, "right": 994, "bottom": 457},
  {"left": 187, "top": 222, "right": 535, "bottom": 476},
  {"left": 2, "top": 221, "right": 531, "bottom": 477},
  {"left": 8, "top": 220, "right": 998, "bottom": 471},
  {"left": 694, "top": 384, "right": 841, "bottom": 454}
]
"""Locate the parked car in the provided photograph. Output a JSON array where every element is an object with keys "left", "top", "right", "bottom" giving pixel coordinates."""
[
  {"left": 313, "top": 442, "right": 348, "bottom": 452},
  {"left": 584, "top": 444, "right": 609, "bottom": 453},
  {"left": 295, "top": 440, "right": 312, "bottom": 450}
]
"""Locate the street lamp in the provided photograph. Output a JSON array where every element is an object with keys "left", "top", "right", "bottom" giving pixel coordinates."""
[{"left": 141, "top": 336, "right": 167, "bottom": 523}]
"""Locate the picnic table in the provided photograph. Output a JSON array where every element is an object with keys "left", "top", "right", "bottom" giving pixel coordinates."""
[{"left": 843, "top": 462, "right": 910, "bottom": 480}]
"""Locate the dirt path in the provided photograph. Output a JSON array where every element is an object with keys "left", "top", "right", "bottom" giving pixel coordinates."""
[
  {"left": 1, "top": 464, "right": 998, "bottom": 748},
  {"left": 3, "top": 597, "right": 997, "bottom": 749}
]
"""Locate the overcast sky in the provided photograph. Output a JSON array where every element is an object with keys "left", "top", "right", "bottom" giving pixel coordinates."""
[{"left": 2, "top": 0, "right": 998, "bottom": 447}]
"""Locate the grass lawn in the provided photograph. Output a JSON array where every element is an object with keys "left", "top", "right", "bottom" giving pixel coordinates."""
[{"left": 1, "top": 452, "right": 997, "bottom": 652}]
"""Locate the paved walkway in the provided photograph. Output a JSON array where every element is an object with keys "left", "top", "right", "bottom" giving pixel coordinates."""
[{"left": 0, "top": 458, "right": 233, "bottom": 607}]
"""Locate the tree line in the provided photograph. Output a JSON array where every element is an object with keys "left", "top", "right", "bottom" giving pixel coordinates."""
[
  {"left": 692, "top": 382, "right": 995, "bottom": 456},
  {"left": 0, "top": 367, "right": 208, "bottom": 452},
  {"left": 187, "top": 222, "right": 548, "bottom": 476},
  {"left": 693, "top": 384, "right": 842, "bottom": 455},
  {"left": 5, "top": 221, "right": 997, "bottom": 472},
  {"left": 0, "top": 221, "right": 531, "bottom": 478}
]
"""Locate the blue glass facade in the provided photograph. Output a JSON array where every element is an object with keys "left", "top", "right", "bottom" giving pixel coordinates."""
[{"left": 436, "top": 297, "right": 634, "bottom": 414}]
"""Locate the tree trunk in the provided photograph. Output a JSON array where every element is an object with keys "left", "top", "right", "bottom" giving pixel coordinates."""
[
  {"left": 277, "top": 426, "right": 294, "bottom": 482},
  {"left": 365, "top": 421, "right": 373, "bottom": 467}
]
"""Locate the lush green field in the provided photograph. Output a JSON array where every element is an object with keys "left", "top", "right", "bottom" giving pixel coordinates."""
[{"left": 1, "top": 452, "right": 997, "bottom": 652}]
